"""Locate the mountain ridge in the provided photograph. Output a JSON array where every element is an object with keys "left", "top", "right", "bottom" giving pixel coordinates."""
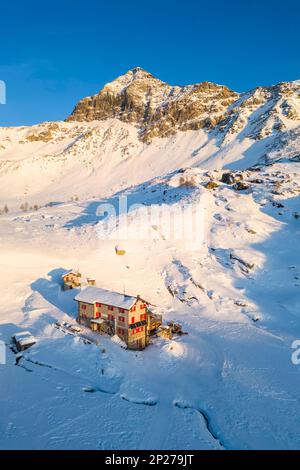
[
  {"left": 66, "top": 67, "right": 300, "bottom": 143},
  {"left": 66, "top": 67, "right": 239, "bottom": 140},
  {"left": 0, "top": 68, "right": 300, "bottom": 205}
]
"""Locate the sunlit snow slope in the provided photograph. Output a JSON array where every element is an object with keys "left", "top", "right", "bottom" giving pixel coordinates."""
[{"left": 0, "top": 70, "right": 300, "bottom": 450}]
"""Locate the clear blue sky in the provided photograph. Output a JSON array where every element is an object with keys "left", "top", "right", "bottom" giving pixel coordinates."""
[{"left": 0, "top": 0, "right": 299, "bottom": 126}]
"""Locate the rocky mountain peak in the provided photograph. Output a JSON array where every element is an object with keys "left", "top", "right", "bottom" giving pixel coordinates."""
[
  {"left": 66, "top": 68, "right": 238, "bottom": 140},
  {"left": 101, "top": 67, "right": 158, "bottom": 95},
  {"left": 66, "top": 69, "right": 300, "bottom": 144},
  {"left": 126, "top": 66, "right": 155, "bottom": 79}
]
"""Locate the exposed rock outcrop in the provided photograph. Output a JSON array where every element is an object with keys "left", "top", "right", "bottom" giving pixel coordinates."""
[
  {"left": 66, "top": 68, "right": 300, "bottom": 146},
  {"left": 66, "top": 67, "right": 238, "bottom": 141}
]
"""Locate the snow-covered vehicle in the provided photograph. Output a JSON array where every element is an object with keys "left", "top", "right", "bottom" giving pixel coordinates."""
[{"left": 12, "top": 331, "right": 36, "bottom": 352}]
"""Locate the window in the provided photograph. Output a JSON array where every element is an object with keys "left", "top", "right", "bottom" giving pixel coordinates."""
[
  {"left": 136, "top": 327, "right": 140, "bottom": 333},
  {"left": 119, "top": 316, "right": 125, "bottom": 322},
  {"left": 130, "top": 305, "right": 136, "bottom": 312},
  {"left": 95, "top": 302, "right": 101, "bottom": 307},
  {"left": 108, "top": 305, "right": 114, "bottom": 311},
  {"left": 81, "top": 304, "right": 86, "bottom": 310},
  {"left": 140, "top": 313, "right": 146, "bottom": 321},
  {"left": 131, "top": 316, "right": 135, "bottom": 324},
  {"left": 119, "top": 308, "right": 125, "bottom": 313},
  {"left": 140, "top": 303, "right": 146, "bottom": 309},
  {"left": 132, "top": 329, "right": 135, "bottom": 334},
  {"left": 95, "top": 312, "right": 101, "bottom": 318},
  {"left": 141, "top": 326, "right": 144, "bottom": 332},
  {"left": 108, "top": 314, "right": 113, "bottom": 321}
]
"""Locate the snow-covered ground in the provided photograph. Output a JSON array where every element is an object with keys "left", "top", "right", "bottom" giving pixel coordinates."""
[
  {"left": 0, "top": 115, "right": 296, "bottom": 208},
  {"left": 1, "top": 155, "right": 300, "bottom": 449},
  {"left": 1, "top": 77, "right": 300, "bottom": 448}
]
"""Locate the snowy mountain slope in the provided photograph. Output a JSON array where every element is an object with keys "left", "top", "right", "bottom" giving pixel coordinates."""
[
  {"left": 0, "top": 161, "right": 300, "bottom": 449},
  {"left": 0, "top": 69, "right": 299, "bottom": 207},
  {"left": 66, "top": 67, "right": 238, "bottom": 141},
  {"left": 0, "top": 69, "right": 300, "bottom": 450}
]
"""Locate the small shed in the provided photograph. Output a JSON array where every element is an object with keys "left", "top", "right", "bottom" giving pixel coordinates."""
[
  {"left": 115, "top": 245, "right": 126, "bottom": 256},
  {"left": 12, "top": 331, "right": 36, "bottom": 352},
  {"left": 62, "top": 270, "right": 82, "bottom": 290}
]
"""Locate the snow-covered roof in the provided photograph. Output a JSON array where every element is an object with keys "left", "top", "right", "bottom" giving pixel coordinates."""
[
  {"left": 13, "top": 331, "right": 33, "bottom": 339},
  {"left": 90, "top": 318, "right": 104, "bottom": 325},
  {"left": 74, "top": 286, "right": 137, "bottom": 309},
  {"left": 13, "top": 331, "right": 36, "bottom": 346},
  {"left": 62, "top": 270, "right": 80, "bottom": 278},
  {"left": 18, "top": 336, "right": 36, "bottom": 347}
]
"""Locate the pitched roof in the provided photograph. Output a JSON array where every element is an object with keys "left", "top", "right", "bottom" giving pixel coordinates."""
[
  {"left": 74, "top": 286, "right": 137, "bottom": 309},
  {"left": 62, "top": 270, "right": 81, "bottom": 278},
  {"left": 13, "top": 331, "right": 34, "bottom": 339},
  {"left": 13, "top": 331, "right": 36, "bottom": 346}
]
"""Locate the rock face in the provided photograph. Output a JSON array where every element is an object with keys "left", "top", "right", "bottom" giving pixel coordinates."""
[
  {"left": 0, "top": 71, "right": 300, "bottom": 207},
  {"left": 221, "top": 172, "right": 235, "bottom": 185},
  {"left": 66, "top": 67, "right": 238, "bottom": 141},
  {"left": 66, "top": 68, "right": 300, "bottom": 145}
]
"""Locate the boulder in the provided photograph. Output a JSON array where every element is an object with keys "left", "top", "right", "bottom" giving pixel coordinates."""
[
  {"left": 221, "top": 172, "right": 235, "bottom": 184},
  {"left": 234, "top": 181, "right": 250, "bottom": 191},
  {"left": 206, "top": 181, "right": 219, "bottom": 190}
]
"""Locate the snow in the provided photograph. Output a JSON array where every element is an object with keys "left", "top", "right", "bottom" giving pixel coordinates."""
[
  {"left": 13, "top": 331, "right": 34, "bottom": 339},
  {"left": 16, "top": 337, "right": 36, "bottom": 347},
  {"left": 74, "top": 286, "right": 137, "bottom": 309},
  {"left": 0, "top": 95, "right": 300, "bottom": 449},
  {"left": 111, "top": 335, "right": 128, "bottom": 349},
  {"left": 91, "top": 318, "right": 104, "bottom": 325},
  {"left": 12, "top": 331, "right": 36, "bottom": 350},
  {"left": 62, "top": 270, "right": 79, "bottom": 277}
]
